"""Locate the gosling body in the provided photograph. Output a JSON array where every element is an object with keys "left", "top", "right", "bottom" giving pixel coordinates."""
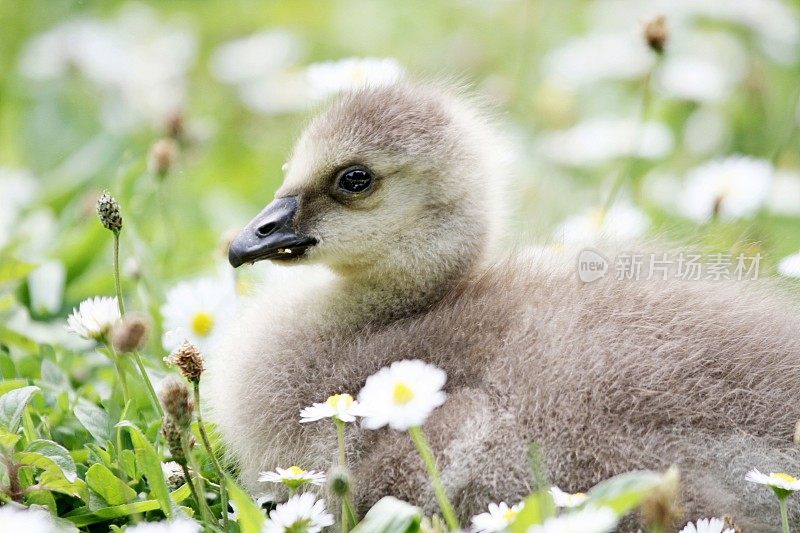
[{"left": 206, "top": 82, "right": 800, "bottom": 530}]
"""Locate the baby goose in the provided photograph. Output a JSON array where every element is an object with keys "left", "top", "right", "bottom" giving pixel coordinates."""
[{"left": 207, "top": 81, "right": 800, "bottom": 530}]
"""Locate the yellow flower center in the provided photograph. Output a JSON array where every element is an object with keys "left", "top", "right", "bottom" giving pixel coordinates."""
[
  {"left": 502, "top": 508, "right": 519, "bottom": 522},
  {"left": 191, "top": 312, "right": 214, "bottom": 337},
  {"left": 589, "top": 208, "right": 606, "bottom": 229},
  {"left": 770, "top": 472, "right": 797, "bottom": 484},
  {"left": 287, "top": 466, "right": 306, "bottom": 476},
  {"left": 568, "top": 492, "right": 586, "bottom": 505},
  {"left": 392, "top": 382, "right": 414, "bottom": 405},
  {"left": 326, "top": 393, "right": 354, "bottom": 410}
]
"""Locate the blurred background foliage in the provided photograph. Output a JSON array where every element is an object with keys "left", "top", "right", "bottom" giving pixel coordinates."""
[{"left": 1, "top": 0, "right": 800, "bottom": 326}]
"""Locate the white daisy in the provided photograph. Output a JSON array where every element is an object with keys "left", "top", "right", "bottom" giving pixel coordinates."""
[
  {"left": 657, "top": 57, "right": 732, "bottom": 104},
  {"left": 679, "top": 517, "right": 734, "bottom": 533},
  {"left": 306, "top": 57, "right": 404, "bottom": 100},
  {"left": 66, "top": 296, "right": 121, "bottom": 341},
  {"left": 526, "top": 507, "right": 618, "bottom": 533},
  {"left": 0, "top": 167, "right": 39, "bottom": 250},
  {"left": 263, "top": 492, "right": 334, "bottom": 533},
  {"left": 778, "top": 252, "right": 800, "bottom": 278},
  {"left": 258, "top": 466, "right": 326, "bottom": 490},
  {"left": 125, "top": 518, "right": 201, "bottom": 533},
  {"left": 554, "top": 202, "right": 649, "bottom": 245},
  {"left": 357, "top": 359, "right": 447, "bottom": 431},
  {"left": 210, "top": 30, "right": 300, "bottom": 85},
  {"left": 300, "top": 393, "right": 367, "bottom": 424},
  {"left": 745, "top": 469, "right": 800, "bottom": 493},
  {"left": 542, "top": 32, "right": 652, "bottom": 89},
  {"left": 28, "top": 260, "right": 66, "bottom": 315},
  {"left": 0, "top": 504, "right": 57, "bottom": 532},
  {"left": 768, "top": 170, "right": 800, "bottom": 216},
  {"left": 470, "top": 501, "right": 524, "bottom": 532},
  {"left": 19, "top": 7, "right": 197, "bottom": 132},
  {"left": 160, "top": 272, "right": 237, "bottom": 352},
  {"left": 549, "top": 486, "right": 588, "bottom": 508},
  {"left": 539, "top": 117, "right": 673, "bottom": 168},
  {"left": 678, "top": 156, "right": 774, "bottom": 222}
]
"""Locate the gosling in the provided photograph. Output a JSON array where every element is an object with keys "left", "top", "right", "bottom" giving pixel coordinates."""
[{"left": 206, "top": 81, "right": 800, "bottom": 530}]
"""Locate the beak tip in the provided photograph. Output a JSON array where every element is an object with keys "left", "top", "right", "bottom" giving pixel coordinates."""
[{"left": 227, "top": 243, "right": 245, "bottom": 268}]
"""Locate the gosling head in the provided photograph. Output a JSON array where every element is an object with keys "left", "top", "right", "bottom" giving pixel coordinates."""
[{"left": 228, "top": 81, "right": 507, "bottom": 284}]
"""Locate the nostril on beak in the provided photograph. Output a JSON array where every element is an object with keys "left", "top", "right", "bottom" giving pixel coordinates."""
[{"left": 256, "top": 222, "right": 277, "bottom": 238}]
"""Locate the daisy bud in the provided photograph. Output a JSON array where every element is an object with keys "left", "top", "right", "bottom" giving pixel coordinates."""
[
  {"left": 96, "top": 192, "right": 123, "bottom": 233},
  {"left": 643, "top": 15, "right": 668, "bottom": 55},
  {"left": 159, "top": 377, "right": 194, "bottom": 430},
  {"left": 327, "top": 465, "right": 351, "bottom": 497},
  {"left": 640, "top": 466, "right": 682, "bottom": 530},
  {"left": 111, "top": 315, "right": 149, "bottom": 353},
  {"left": 165, "top": 340, "right": 205, "bottom": 383},
  {"left": 165, "top": 111, "right": 185, "bottom": 140},
  {"left": 148, "top": 138, "right": 178, "bottom": 178},
  {"left": 162, "top": 416, "right": 187, "bottom": 465}
]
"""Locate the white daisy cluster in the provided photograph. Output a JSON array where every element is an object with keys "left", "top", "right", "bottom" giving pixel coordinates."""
[
  {"left": 18, "top": 4, "right": 197, "bottom": 132},
  {"left": 679, "top": 517, "right": 734, "bottom": 533},
  {"left": 208, "top": 26, "right": 404, "bottom": 114}
]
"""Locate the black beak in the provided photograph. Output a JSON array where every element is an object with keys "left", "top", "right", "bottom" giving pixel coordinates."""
[{"left": 228, "top": 196, "right": 317, "bottom": 268}]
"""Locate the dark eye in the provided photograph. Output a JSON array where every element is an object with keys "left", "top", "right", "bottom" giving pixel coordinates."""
[{"left": 336, "top": 167, "right": 373, "bottom": 194}]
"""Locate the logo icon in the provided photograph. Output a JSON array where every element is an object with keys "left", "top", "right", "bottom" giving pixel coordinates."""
[{"left": 577, "top": 248, "right": 608, "bottom": 283}]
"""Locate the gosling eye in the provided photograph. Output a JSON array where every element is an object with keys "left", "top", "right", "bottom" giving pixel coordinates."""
[{"left": 336, "top": 166, "right": 374, "bottom": 194}]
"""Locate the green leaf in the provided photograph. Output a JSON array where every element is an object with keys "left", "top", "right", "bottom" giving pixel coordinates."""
[
  {"left": 0, "top": 426, "right": 20, "bottom": 448},
  {"left": 17, "top": 439, "right": 78, "bottom": 482},
  {"left": 509, "top": 490, "right": 557, "bottom": 532},
  {"left": 0, "top": 379, "right": 29, "bottom": 396},
  {"left": 0, "top": 326, "right": 38, "bottom": 352},
  {"left": 60, "top": 484, "right": 190, "bottom": 526},
  {"left": 117, "top": 420, "right": 173, "bottom": 518},
  {"left": 585, "top": 469, "right": 665, "bottom": 517},
  {"left": 86, "top": 464, "right": 137, "bottom": 506},
  {"left": 64, "top": 500, "right": 162, "bottom": 527},
  {"left": 74, "top": 400, "right": 111, "bottom": 444},
  {"left": 41, "top": 358, "right": 70, "bottom": 390},
  {"left": 351, "top": 496, "right": 421, "bottom": 533},
  {"left": 26, "top": 490, "right": 57, "bottom": 514},
  {"left": 37, "top": 469, "right": 88, "bottom": 499},
  {"left": 0, "top": 385, "right": 40, "bottom": 432},
  {"left": 227, "top": 478, "right": 265, "bottom": 533}
]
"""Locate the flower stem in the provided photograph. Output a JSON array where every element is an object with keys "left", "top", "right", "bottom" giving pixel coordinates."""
[
  {"left": 184, "top": 439, "right": 214, "bottom": 523},
  {"left": 780, "top": 496, "right": 791, "bottom": 533},
  {"left": 133, "top": 351, "right": 163, "bottom": 417},
  {"left": 113, "top": 231, "right": 126, "bottom": 317},
  {"left": 408, "top": 426, "right": 459, "bottom": 531},
  {"left": 335, "top": 419, "right": 350, "bottom": 533},
  {"left": 193, "top": 381, "right": 228, "bottom": 530},
  {"left": 180, "top": 462, "right": 203, "bottom": 517},
  {"left": 108, "top": 344, "right": 131, "bottom": 408},
  {"left": 602, "top": 62, "right": 657, "bottom": 212},
  {"left": 112, "top": 230, "right": 161, "bottom": 417}
]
